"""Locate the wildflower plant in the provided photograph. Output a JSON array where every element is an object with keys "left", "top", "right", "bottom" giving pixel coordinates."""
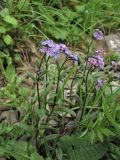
[
  {"left": 33, "top": 29, "right": 110, "bottom": 136},
  {"left": 33, "top": 29, "right": 118, "bottom": 144},
  {"left": 1, "top": 29, "right": 120, "bottom": 160}
]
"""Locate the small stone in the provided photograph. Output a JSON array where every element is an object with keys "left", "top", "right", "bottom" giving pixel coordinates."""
[
  {"left": 113, "top": 73, "right": 120, "bottom": 80},
  {"left": 48, "top": 119, "right": 58, "bottom": 127},
  {"left": 0, "top": 157, "right": 6, "bottom": 160},
  {"left": 105, "top": 34, "right": 120, "bottom": 55},
  {"left": 0, "top": 110, "right": 17, "bottom": 124},
  {"left": 110, "top": 81, "right": 120, "bottom": 91},
  {"left": 65, "top": 121, "right": 75, "bottom": 130}
]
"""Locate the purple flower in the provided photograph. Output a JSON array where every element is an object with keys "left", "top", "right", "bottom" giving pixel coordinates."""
[
  {"left": 88, "top": 55, "right": 104, "bottom": 69},
  {"left": 59, "top": 44, "right": 73, "bottom": 58},
  {"left": 65, "top": 49, "right": 72, "bottom": 58},
  {"left": 96, "top": 79, "right": 102, "bottom": 90},
  {"left": 95, "top": 49, "right": 103, "bottom": 56},
  {"left": 93, "top": 29, "right": 103, "bottom": 40},
  {"left": 95, "top": 55, "right": 104, "bottom": 69},
  {"left": 41, "top": 39, "right": 54, "bottom": 47},
  {"left": 88, "top": 57, "right": 97, "bottom": 66},
  {"left": 59, "top": 43, "right": 67, "bottom": 52},
  {"left": 52, "top": 44, "right": 60, "bottom": 59},
  {"left": 40, "top": 46, "right": 54, "bottom": 57},
  {"left": 72, "top": 54, "right": 78, "bottom": 62},
  {"left": 40, "top": 40, "right": 77, "bottom": 62},
  {"left": 40, "top": 39, "right": 60, "bottom": 58},
  {"left": 40, "top": 46, "right": 47, "bottom": 53}
]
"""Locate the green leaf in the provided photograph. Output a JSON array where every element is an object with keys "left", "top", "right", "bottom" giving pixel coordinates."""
[
  {"left": 3, "top": 34, "right": 13, "bottom": 45},
  {"left": 55, "top": 107, "right": 76, "bottom": 117},
  {"left": 48, "top": 27, "right": 67, "bottom": 40},
  {"left": 80, "top": 129, "right": 88, "bottom": 138},
  {"left": 90, "top": 130, "right": 96, "bottom": 144},
  {"left": 0, "top": 144, "right": 31, "bottom": 160},
  {"left": 100, "top": 127, "right": 115, "bottom": 136},
  {"left": 6, "top": 64, "right": 15, "bottom": 82},
  {"left": 19, "top": 87, "right": 30, "bottom": 97},
  {"left": 27, "top": 72, "right": 36, "bottom": 82},
  {"left": 40, "top": 80, "right": 53, "bottom": 100},
  {"left": 4, "top": 15, "right": 18, "bottom": 26},
  {"left": 75, "top": 5, "right": 85, "bottom": 12},
  {"left": 6, "top": 0, "right": 14, "bottom": 12},
  {"left": 16, "top": 123, "right": 34, "bottom": 135},
  {"left": 103, "top": 101, "right": 120, "bottom": 131},
  {"left": 14, "top": 53, "right": 21, "bottom": 62},
  {"left": 96, "top": 129, "right": 104, "bottom": 142},
  {"left": 0, "top": 26, "right": 6, "bottom": 33},
  {"left": 17, "top": 0, "right": 29, "bottom": 10},
  {"left": 60, "top": 134, "right": 108, "bottom": 160},
  {"left": 0, "top": 8, "right": 9, "bottom": 17},
  {"left": 31, "top": 152, "right": 44, "bottom": 160},
  {"left": 56, "top": 147, "right": 63, "bottom": 160},
  {"left": 0, "top": 51, "right": 8, "bottom": 58}
]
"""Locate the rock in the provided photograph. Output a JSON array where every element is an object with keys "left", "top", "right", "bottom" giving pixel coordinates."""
[
  {"left": 105, "top": 33, "right": 120, "bottom": 55},
  {"left": 0, "top": 110, "right": 17, "bottom": 124},
  {"left": 110, "top": 81, "right": 120, "bottom": 91},
  {"left": 94, "top": 38, "right": 109, "bottom": 54},
  {"left": 0, "top": 157, "right": 6, "bottom": 160},
  {"left": 48, "top": 119, "right": 58, "bottom": 127},
  {"left": 65, "top": 121, "right": 75, "bottom": 130},
  {"left": 95, "top": 33, "right": 120, "bottom": 56},
  {"left": 113, "top": 73, "right": 120, "bottom": 80}
]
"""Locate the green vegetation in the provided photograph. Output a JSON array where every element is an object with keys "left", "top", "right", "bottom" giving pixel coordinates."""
[{"left": 0, "top": 0, "right": 120, "bottom": 160}]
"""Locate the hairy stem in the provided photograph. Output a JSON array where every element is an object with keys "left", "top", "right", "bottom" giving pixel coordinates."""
[
  {"left": 45, "top": 57, "right": 50, "bottom": 108},
  {"left": 35, "top": 54, "right": 45, "bottom": 151},
  {"left": 81, "top": 39, "right": 93, "bottom": 85},
  {"left": 79, "top": 66, "right": 93, "bottom": 122},
  {"left": 70, "top": 67, "right": 78, "bottom": 104},
  {"left": 46, "top": 58, "right": 67, "bottom": 123},
  {"left": 36, "top": 55, "right": 45, "bottom": 109}
]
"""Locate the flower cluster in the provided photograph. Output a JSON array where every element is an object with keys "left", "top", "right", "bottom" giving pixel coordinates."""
[
  {"left": 40, "top": 39, "right": 60, "bottom": 58},
  {"left": 40, "top": 39, "right": 78, "bottom": 61},
  {"left": 88, "top": 54, "right": 104, "bottom": 69},
  {"left": 88, "top": 29, "right": 104, "bottom": 69},
  {"left": 93, "top": 29, "right": 103, "bottom": 40}
]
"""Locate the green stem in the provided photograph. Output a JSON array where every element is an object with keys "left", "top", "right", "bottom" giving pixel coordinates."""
[
  {"left": 46, "top": 58, "right": 67, "bottom": 123},
  {"left": 36, "top": 55, "right": 45, "bottom": 109},
  {"left": 36, "top": 74, "right": 41, "bottom": 111},
  {"left": 70, "top": 67, "right": 78, "bottom": 104},
  {"left": 81, "top": 39, "right": 93, "bottom": 85},
  {"left": 45, "top": 57, "right": 50, "bottom": 108},
  {"left": 79, "top": 66, "right": 93, "bottom": 122},
  {"left": 39, "top": 54, "right": 46, "bottom": 71},
  {"left": 35, "top": 54, "right": 45, "bottom": 151}
]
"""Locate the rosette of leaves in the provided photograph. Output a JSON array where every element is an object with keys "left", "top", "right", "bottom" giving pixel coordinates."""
[{"left": 58, "top": 134, "right": 108, "bottom": 160}]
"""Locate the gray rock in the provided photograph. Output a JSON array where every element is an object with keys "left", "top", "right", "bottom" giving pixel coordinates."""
[
  {"left": 0, "top": 157, "right": 6, "bottom": 160},
  {"left": 105, "top": 33, "right": 120, "bottom": 54}
]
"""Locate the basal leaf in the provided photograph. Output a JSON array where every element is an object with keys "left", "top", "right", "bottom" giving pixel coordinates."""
[
  {"left": 6, "top": 64, "right": 15, "bottom": 82},
  {"left": 0, "top": 26, "right": 6, "bottom": 33},
  {"left": 4, "top": 15, "right": 18, "bottom": 26},
  {"left": 31, "top": 152, "right": 44, "bottom": 160},
  {"left": 3, "top": 34, "right": 13, "bottom": 45}
]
